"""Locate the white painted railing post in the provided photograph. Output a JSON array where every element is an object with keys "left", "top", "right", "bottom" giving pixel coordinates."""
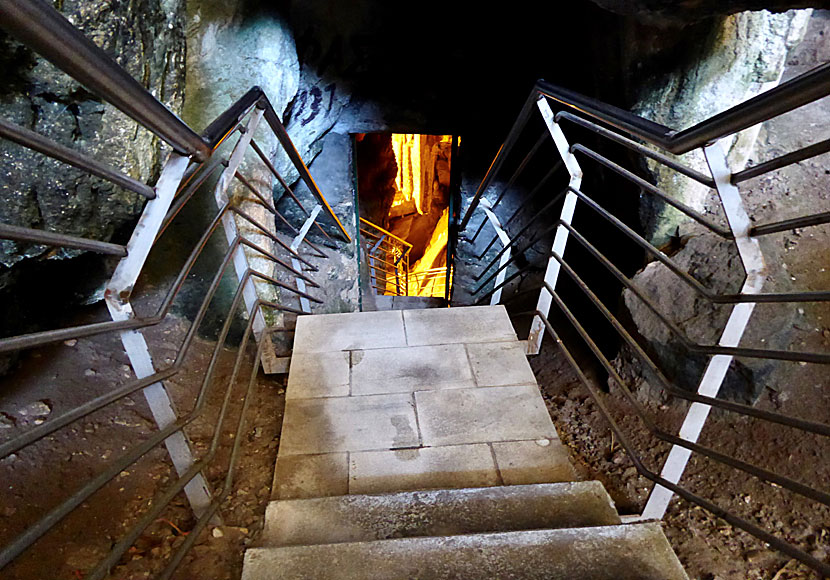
[
  {"left": 527, "top": 96, "right": 583, "bottom": 355},
  {"left": 641, "top": 140, "right": 767, "bottom": 521},
  {"left": 212, "top": 107, "right": 281, "bottom": 373},
  {"left": 290, "top": 204, "right": 322, "bottom": 313},
  {"left": 478, "top": 198, "right": 512, "bottom": 306},
  {"left": 106, "top": 152, "right": 215, "bottom": 518}
]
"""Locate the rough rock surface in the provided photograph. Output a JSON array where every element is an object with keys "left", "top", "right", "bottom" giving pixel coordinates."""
[
  {"left": 184, "top": 0, "right": 302, "bottom": 312},
  {"left": 615, "top": 228, "right": 795, "bottom": 404},
  {"left": 590, "top": 0, "right": 829, "bottom": 24},
  {"left": 633, "top": 9, "right": 812, "bottom": 245},
  {"left": 0, "top": 0, "right": 185, "bottom": 278}
]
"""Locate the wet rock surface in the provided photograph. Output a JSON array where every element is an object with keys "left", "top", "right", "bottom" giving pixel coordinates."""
[{"left": 590, "top": 0, "right": 829, "bottom": 23}]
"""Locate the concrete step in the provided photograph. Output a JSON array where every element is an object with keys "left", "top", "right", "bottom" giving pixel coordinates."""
[
  {"left": 258, "top": 481, "right": 620, "bottom": 548},
  {"left": 242, "top": 523, "right": 690, "bottom": 580}
]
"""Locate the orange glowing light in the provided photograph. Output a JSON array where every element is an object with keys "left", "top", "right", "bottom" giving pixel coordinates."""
[{"left": 391, "top": 134, "right": 424, "bottom": 215}]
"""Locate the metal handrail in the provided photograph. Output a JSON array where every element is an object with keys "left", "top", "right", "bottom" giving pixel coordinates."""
[
  {"left": 460, "top": 67, "right": 830, "bottom": 578},
  {"left": 360, "top": 217, "right": 412, "bottom": 297},
  {"left": 0, "top": 4, "right": 350, "bottom": 574},
  {"left": 536, "top": 64, "right": 830, "bottom": 154},
  {"left": 359, "top": 217, "right": 414, "bottom": 250},
  {"left": 461, "top": 66, "right": 830, "bottom": 230},
  {"left": 0, "top": 1, "right": 351, "bottom": 244},
  {"left": 532, "top": 310, "right": 830, "bottom": 578}
]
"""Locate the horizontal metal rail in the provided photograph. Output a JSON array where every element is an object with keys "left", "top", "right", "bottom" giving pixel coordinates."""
[
  {"left": 571, "top": 186, "right": 830, "bottom": 304},
  {"left": 0, "top": 222, "right": 127, "bottom": 256},
  {"left": 234, "top": 172, "right": 328, "bottom": 258},
  {"left": 475, "top": 165, "right": 564, "bottom": 261},
  {"left": 555, "top": 112, "right": 715, "bottom": 187},
  {"left": 472, "top": 220, "right": 559, "bottom": 295},
  {"left": 475, "top": 188, "right": 567, "bottom": 276},
  {"left": 474, "top": 262, "right": 537, "bottom": 305},
  {"left": 571, "top": 144, "right": 732, "bottom": 238},
  {"left": 202, "top": 87, "right": 263, "bottom": 149},
  {"left": 534, "top": 310, "right": 830, "bottom": 577},
  {"left": 259, "top": 97, "right": 352, "bottom": 242},
  {"left": 549, "top": 239, "right": 830, "bottom": 364},
  {"left": 732, "top": 135, "right": 830, "bottom": 184},
  {"left": 359, "top": 217, "right": 413, "bottom": 250},
  {"left": 0, "top": 117, "right": 156, "bottom": 198},
  {"left": 749, "top": 209, "right": 830, "bottom": 237},
  {"left": 469, "top": 130, "right": 550, "bottom": 243}
]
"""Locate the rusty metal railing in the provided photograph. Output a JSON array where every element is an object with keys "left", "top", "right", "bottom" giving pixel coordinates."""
[{"left": 461, "top": 72, "right": 830, "bottom": 577}]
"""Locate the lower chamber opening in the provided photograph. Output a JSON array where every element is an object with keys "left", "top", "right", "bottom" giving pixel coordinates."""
[{"left": 355, "top": 132, "right": 456, "bottom": 300}]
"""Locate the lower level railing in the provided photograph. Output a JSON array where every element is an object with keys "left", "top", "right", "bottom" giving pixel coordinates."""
[
  {"left": 359, "top": 217, "right": 412, "bottom": 297},
  {"left": 407, "top": 267, "right": 449, "bottom": 298}
]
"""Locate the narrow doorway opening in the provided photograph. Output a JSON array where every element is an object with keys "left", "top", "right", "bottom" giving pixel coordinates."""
[{"left": 355, "top": 133, "right": 456, "bottom": 304}]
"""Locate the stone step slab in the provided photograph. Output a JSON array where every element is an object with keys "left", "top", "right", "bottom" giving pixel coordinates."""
[
  {"left": 242, "top": 523, "right": 690, "bottom": 580},
  {"left": 258, "top": 481, "right": 621, "bottom": 548}
]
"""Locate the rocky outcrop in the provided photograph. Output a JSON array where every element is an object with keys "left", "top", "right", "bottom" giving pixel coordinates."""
[
  {"left": 614, "top": 229, "right": 795, "bottom": 405},
  {"left": 0, "top": 0, "right": 185, "bottom": 357},
  {"left": 590, "top": 0, "right": 827, "bottom": 24},
  {"left": 0, "top": 0, "right": 185, "bottom": 278},
  {"left": 633, "top": 9, "right": 812, "bottom": 245}
]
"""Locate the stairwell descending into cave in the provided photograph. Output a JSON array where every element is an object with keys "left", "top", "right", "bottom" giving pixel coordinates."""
[{"left": 0, "top": 1, "right": 830, "bottom": 579}]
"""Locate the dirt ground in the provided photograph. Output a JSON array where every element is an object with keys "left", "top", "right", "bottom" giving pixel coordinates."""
[
  {"left": 530, "top": 10, "right": 830, "bottom": 580},
  {"left": 0, "top": 303, "right": 286, "bottom": 579}
]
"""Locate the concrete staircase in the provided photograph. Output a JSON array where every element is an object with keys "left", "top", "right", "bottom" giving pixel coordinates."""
[{"left": 242, "top": 305, "right": 689, "bottom": 579}]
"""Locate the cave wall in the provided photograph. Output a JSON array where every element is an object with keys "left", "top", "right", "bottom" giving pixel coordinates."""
[
  {"left": 184, "top": 0, "right": 302, "bottom": 313},
  {"left": 0, "top": 0, "right": 185, "bottom": 338},
  {"left": 0, "top": 0, "right": 825, "bottom": 327},
  {"left": 630, "top": 8, "right": 812, "bottom": 244},
  {"left": 590, "top": 0, "right": 828, "bottom": 24}
]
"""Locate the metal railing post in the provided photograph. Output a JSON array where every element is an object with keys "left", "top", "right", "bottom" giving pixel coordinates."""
[
  {"left": 526, "top": 95, "right": 583, "bottom": 355},
  {"left": 105, "top": 152, "right": 215, "bottom": 519},
  {"left": 211, "top": 107, "right": 282, "bottom": 373},
  {"left": 478, "top": 199, "right": 512, "bottom": 305},
  {"left": 459, "top": 92, "right": 537, "bottom": 230},
  {"left": 641, "top": 140, "right": 767, "bottom": 520},
  {"left": 290, "top": 204, "right": 323, "bottom": 312}
]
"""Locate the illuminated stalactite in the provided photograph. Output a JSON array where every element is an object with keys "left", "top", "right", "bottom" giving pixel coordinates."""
[
  {"left": 406, "top": 207, "right": 450, "bottom": 297},
  {"left": 391, "top": 133, "right": 424, "bottom": 215},
  {"left": 361, "top": 132, "right": 455, "bottom": 298}
]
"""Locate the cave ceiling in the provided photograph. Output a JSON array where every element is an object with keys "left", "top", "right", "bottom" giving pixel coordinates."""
[{"left": 588, "top": 0, "right": 830, "bottom": 23}]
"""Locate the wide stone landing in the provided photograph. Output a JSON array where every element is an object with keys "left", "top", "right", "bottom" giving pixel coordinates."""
[{"left": 273, "top": 305, "right": 575, "bottom": 499}]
